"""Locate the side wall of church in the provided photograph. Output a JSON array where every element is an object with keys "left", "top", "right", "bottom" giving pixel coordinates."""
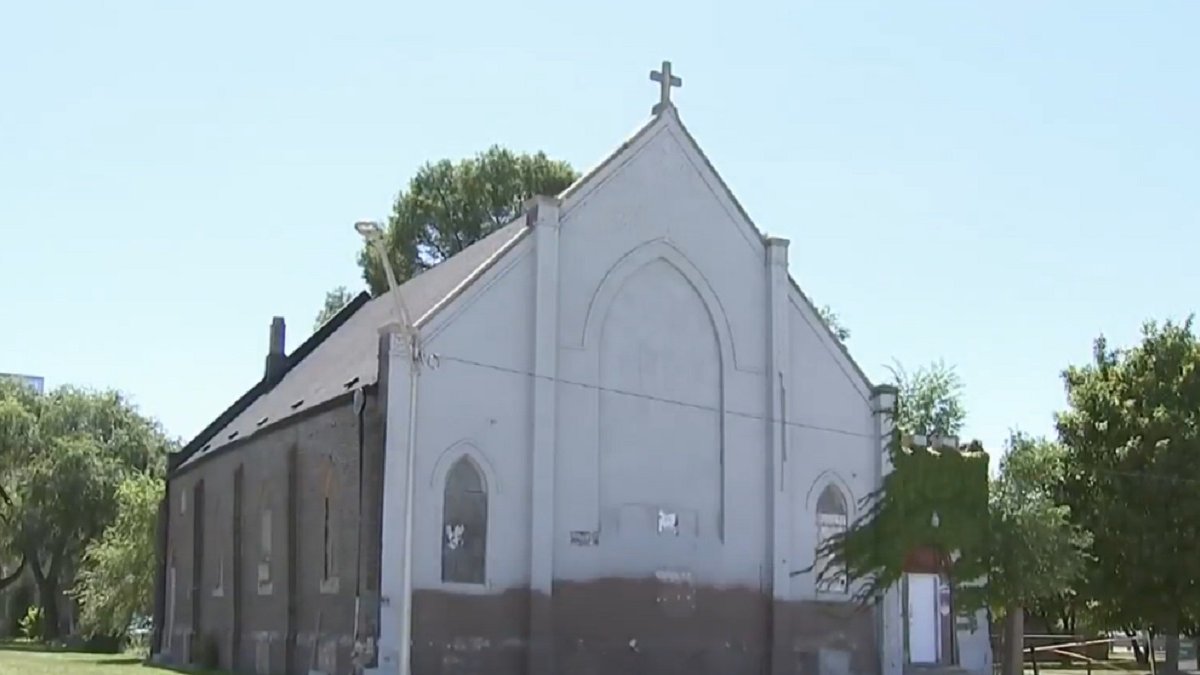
[
  {"left": 163, "top": 391, "right": 386, "bottom": 675},
  {"left": 378, "top": 114, "right": 889, "bottom": 675}
]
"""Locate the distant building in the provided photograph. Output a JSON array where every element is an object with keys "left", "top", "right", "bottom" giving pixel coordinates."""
[{"left": 0, "top": 373, "right": 44, "bottom": 394}]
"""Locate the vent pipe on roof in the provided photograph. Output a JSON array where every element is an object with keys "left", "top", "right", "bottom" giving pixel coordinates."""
[{"left": 264, "top": 316, "right": 287, "bottom": 381}]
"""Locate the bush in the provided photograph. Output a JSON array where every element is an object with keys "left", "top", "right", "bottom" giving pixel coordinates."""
[
  {"left": 81, "top": 632, "right": 123, "bottom": 654},
  {"left": 4, "top": 582, "right": 33, "bottom": 638},
  {"left": 19, "top": 605, "right": 42, "bottom": 640}
]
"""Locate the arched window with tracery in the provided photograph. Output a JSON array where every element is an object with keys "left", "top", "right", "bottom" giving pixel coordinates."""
[
  {"left": 442, "top": 457, "right": 487, "bottom": 584},
  {"left": 815, "top": 483, "right": 849, "bottom": 594}
]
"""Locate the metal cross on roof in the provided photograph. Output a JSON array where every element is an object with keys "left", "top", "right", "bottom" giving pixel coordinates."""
[{"left": 650, "top": 60, "right": 682, "bottom": 115}]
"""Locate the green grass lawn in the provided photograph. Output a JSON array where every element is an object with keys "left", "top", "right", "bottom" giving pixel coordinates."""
[
  {"left": 0, "top": 648, "right": 143, "bottom": 675},
  {"left": 0, "top": 642, "right": 225, "bottom": 675}
]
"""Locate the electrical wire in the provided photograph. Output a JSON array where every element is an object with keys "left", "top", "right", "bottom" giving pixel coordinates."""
[
  {"left": 432, "top": 351, "right": 1200, "bottom": 489},
  {"left": 432, "top": 351, "right": 878, "bottom": 440}
]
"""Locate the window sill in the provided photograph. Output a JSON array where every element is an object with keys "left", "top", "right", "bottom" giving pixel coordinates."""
[
  {"left": 257, "top": 582, "right": 274, "bottom": 596},
  {"left": 438, "top": 580, "right": 489, "bottom": 595}
]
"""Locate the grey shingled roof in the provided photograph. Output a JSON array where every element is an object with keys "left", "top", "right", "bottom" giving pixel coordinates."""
[{"left": 177, "top": 218, "right": 530, "bottom": 470}]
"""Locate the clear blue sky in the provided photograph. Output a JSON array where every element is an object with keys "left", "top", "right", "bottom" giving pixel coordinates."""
[{"left": 3, "top": 1, "right": 1197, "bottom": 459}]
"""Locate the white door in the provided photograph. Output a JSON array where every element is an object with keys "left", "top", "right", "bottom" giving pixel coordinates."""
[{"left": 907, "top": 573, "right": 940, "bottom": 664}]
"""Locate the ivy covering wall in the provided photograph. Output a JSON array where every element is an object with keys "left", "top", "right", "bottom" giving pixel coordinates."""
[{"left": 817, "top": 432, "right": 990, "bottom": 615}]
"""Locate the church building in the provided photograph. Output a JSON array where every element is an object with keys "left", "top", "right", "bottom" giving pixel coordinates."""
[{"left": 152, "top": 62, "right": 990, "bottom": 675}]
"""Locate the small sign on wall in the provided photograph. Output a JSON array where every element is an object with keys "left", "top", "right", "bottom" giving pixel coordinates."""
[{"left": 569, "top": 530, "right": 599, "bottom": 546}]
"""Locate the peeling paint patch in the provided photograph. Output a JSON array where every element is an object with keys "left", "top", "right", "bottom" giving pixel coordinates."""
[
  {"left": 654, "top": 568, "right": 696, "bottom": 617},
  {"left": 254, "top": 637, "right": 270, "bottom": 675},
  {"left": 317, "top": 636, "right": 339, "bottom": 674},
  {"left": 448, "top": 636, "right": 492, "bottom": 652}
]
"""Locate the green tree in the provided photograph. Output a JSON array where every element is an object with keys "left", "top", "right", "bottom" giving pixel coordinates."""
[
  {"left": 990, "top": 432, "right": 1091, "bottom": 675},
  {"left": 1056, "top": 318, "right": 1200, "bottom": 675},
  {"left": 314, "top": 286, "right": 353, "bottom": 331},
  {"left": 72, "top": 473, "right": 163, "bottom": 638},
  {"left": 359, "top": 145, "right": 578, "bottom": 294},
  {"left": 0, "top": 381, "right": 172, "bottom": 640},
  {"left": 889, "top": 359, "right": 966, "bottom": 438}
]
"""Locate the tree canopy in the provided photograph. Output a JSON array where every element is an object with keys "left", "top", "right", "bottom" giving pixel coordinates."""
[
  {"left": 72, "top": 472, "right": 164, "bottom": 637},
  {"left": 358, "top": 146, "right": 578, "bottom": 294},
  {"left": 0, "top": 379, "right": 172, "bottom": 640},
  {"left": 314, "top": 285, "right": 353, "bottom": 331},
  {"left": 988, "top": 432, "right": 1090, "bottom": 613},
  {"left": 817, "top": 305, "right": 851, "bottom": 342},
  {"left": 889, "top": 359, "right": 966, "bottom": 438},
  {"left": 1055, "top": 318, "right": 1200, "bottom": 675}
]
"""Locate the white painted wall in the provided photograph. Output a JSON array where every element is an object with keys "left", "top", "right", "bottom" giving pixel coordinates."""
[{"left": 553, "top": 117, "right": 772, "bottom": 586}]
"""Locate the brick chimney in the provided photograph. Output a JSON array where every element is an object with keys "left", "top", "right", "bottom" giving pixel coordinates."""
[{"left": 264, "top": 316, "right": 287, "bottom": 381}]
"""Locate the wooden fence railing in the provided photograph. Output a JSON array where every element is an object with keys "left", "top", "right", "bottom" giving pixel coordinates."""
[{"left": 1024, "top": 635, "right": 1116, "bottom": 675}]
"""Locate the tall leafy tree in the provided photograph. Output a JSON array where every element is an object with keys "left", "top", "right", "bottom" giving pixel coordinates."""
[
  {"left": 990, "top": 432, "right": 1091, "bottom": 675},
  {"left": 358, "top": 145, "right": 578, "bottom": 294},
  {"left": 314, "top": 286, "right": 353, "bottom": 331},
  {"left": 0, "top": 381, "right": 172, "bottom": 639},
  {"left": 72, "top": 473, "right": 164, "bottom": 637},
  {"left": 1056, "top": 318, "right": 1200, "bottom": 675}
]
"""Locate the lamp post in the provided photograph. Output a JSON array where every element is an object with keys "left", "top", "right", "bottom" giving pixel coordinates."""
[{"left": 355, "top": 220, "right": 419, "bottom": 675}]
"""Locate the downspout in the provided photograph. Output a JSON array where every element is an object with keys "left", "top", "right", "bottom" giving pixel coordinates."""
[
  {"left": 398, "top": 335, "right": 421, "bottom": 675},
  {"left": 353, "top": 388, "right": 366, "bottom": 654},
  {"left": 355, "top": 219, "right": 421, "bottom": 675}
]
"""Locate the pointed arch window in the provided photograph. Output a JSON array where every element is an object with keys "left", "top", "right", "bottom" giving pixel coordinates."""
[
  {"left": 442, "top": 457, "right": 487, "bottom": 584},
  {"left": 815, "top": 484, "right": 849, "bottom": 595}
]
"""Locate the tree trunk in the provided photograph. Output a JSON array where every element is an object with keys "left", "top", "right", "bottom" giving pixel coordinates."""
[
  {"left": 29, "top": 556, "right": 61, "bottom": 641},
  {"left": 1128, "top": 630, "right": 1148, "bottom": 665},
  {"left": 1162, "top": 616, "right": 1180, "bottom": 675},
  {"left": 1148, "top": 629, "right": 1158, "bottom": 675},
  {"left": 1004, "top": 604, "right": 1025, "bottom": 675}
]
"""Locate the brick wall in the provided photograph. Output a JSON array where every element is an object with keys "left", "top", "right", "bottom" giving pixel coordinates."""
[{"left": 162, "top": 389, "right": 385, "bottom": 675}]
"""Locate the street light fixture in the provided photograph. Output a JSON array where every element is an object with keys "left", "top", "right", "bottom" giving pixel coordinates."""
[
  {"left": 355, "top": 220, "right": 419, "bottom": 675},
  {"left": 354, "top": 220, "right": 382, "bottom": 238},
  {"left": 355, "top": 220, "right": 415, "bottom": 336}
]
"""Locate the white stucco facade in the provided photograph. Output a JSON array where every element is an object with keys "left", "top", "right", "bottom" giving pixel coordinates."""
[{"left": 371, "top": 105, "right": 985, "bottom": 675}]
